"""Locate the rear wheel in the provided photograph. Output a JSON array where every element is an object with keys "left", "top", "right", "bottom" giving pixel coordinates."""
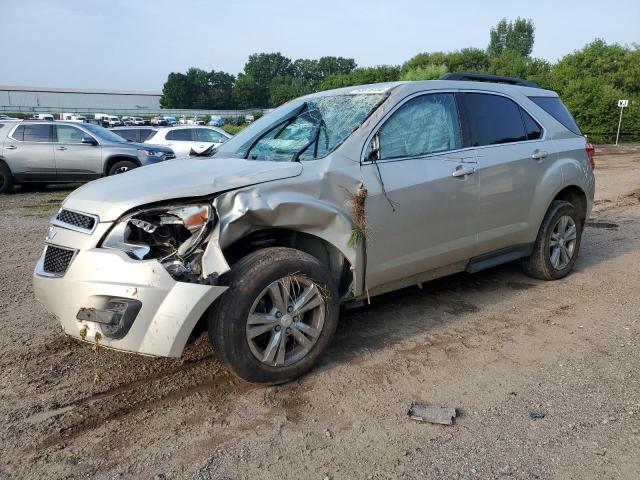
[
  {"left": 521, "top": 200, "right": 582, "bottom": 280},
  {"left": 208, "top": 247, "right": 339, "bottom": 384},
  {"left": 107, "top": 160, "right": 138, "bottom": 176},
  {"left": 0, "top": 163, "right": 14, "bottom": 194}
]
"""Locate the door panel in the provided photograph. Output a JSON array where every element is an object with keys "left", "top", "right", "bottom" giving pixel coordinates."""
[
  {"left": 458, "top": 92, "right": 548, "bottom": 254},
  {"left": 3, "top": 124, "right": 55, "bottom": 181},
  {"left": 54, "top": 125, "right": 102, "bottom": 180},
  {"left": 474, "top": 142, "right": 547, "bottom": 252},
  {"left": 362, "top": 92, "right": 479, "bottom": 290},
  {"left": 364, "top": 152, "right": 478, "bottom": 289}
]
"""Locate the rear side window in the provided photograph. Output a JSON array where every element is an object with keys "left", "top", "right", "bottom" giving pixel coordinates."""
[
  {"left": 21, "top": 124, "right": 53, "bottom": 142},
  {"left": 520, "top": 108, "right": 543, "bottom": 140},
  {"left": 166, "top": 129, "right": 193, "bottom": 141},
  {"left": 460, "top": 93, "right": 527, "bottom": 146},
  {"left": 528, "top": 96, "right": 581, "bottom": 135},
  {"left": 11, "top": 125, "right": 24, "bottom": 141},
  {"left": 378, "top": 93, "right": 462, "bottom": 160}
]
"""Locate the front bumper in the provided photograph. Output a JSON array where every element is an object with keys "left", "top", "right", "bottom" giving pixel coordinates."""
[{"left": 33, "top": 247, "right": 227, "bottom": 357}]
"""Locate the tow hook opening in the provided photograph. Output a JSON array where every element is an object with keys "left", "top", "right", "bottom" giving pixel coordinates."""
[{"left": 76, "top": 299, "right": 142, "bottom": 340}]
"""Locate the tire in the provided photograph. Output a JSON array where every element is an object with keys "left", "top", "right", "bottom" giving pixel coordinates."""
[
  {"left": 208, "top": 247, "right": 340, "bottom": 384},
  {"left": 107, "top": 160, "right": 138, "bottom": 176},
  {"left": 0, "top": 163, "right": 14, "bottom": 194},
  {"left": 521, "top": 200, "right": 582, "bottom": 280}
]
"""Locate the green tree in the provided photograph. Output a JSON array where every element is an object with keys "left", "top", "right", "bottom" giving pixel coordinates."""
[
  {"left": 319, "top": 65, "right": 401, "bottom": 90},
  {"left": 488, "top": 18, "right": 535, "bottom": 57},
  {"left": 232, "top": 74, "right": 262, "bottom": 109},
  {"left": 269, "top": 76, "right": 315, "bottom": 107},
  {"left": 400, "top": 64, "right": 448, "bottom": 81},
  {"left": 401, "top": 48, "right": 489, "bottom": 76},
  {"left": 242, "top": 53, "right": 293, "bottom": 107}
]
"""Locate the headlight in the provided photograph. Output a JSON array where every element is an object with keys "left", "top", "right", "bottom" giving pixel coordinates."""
[
  {"left": 137, "top": 148, "right": 165, "bottom": 157},
  {"left": 101, "top": 204, "right": 213, "bottom": 270}
]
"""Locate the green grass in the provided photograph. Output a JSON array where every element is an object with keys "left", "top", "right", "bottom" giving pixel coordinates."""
[{"left": 21, "top": 204, "right": 58, "bottom": 216}]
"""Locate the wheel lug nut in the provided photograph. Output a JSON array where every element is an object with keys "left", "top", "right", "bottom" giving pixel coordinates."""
[
  {"left": 275, "top": 311, "right": 282, "bottom": 318},
  {"left": 285, "top": 327, "right": 291, "bottom": 334},
  {"left": 287, "top": 306, "right": 293, "bottom": 313},
  {"left": 275, "top": 325, "right": 281, "bottom": 332}
]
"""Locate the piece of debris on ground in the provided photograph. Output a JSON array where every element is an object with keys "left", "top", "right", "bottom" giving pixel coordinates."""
[{"left": 407, "top": 401, "right": 457, "bottom": 425}]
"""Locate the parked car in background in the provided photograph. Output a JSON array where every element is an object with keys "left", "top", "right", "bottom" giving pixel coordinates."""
[
  {"left": 121, "top": 116, "right": 135, "bottom": 126},
  {"left": 61, "top": 113, "right": 87, "bottom": 123},
  {"left": 209, "top": 116, "right": 225, "bottom": 127},
  {"left": 0, "top": 115, "right": 19, "bottom": 121},
  {"left": 30, "top": 75, "right": 595, "bottom": 384},
  {"left": 151, "top": 116, "right": 178, "bottom": 126},
  {"left": 0, "top": 120, "right": 175, "bottom": 193},
  {"left": 30, "top": 114, "right": 54, "bottom": 121},
  {"left": 111, "top": 126, "right": 159, "bottom": 143},
  {"left": 132, "top": 117, "right": 146, "bottom": 126},
  {"left": 146, "top": 125, "right": 231, "bottom": 156},
  {"left": 95, "top": 114, "right": 122, "bottom": 128}
]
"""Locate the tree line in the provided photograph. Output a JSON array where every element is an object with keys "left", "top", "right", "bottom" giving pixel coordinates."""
[{"left": 160, "top": 18, "right": 640, "bottom": 140}]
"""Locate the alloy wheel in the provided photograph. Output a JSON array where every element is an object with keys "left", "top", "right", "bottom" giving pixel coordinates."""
[
  {"left": 549, "top": 215, "right": 577, "bottom": 270},
  {"left": 246, "top": 275, "right": 326, "bottom": 367}
]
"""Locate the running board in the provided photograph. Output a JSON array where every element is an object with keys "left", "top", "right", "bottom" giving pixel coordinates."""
[{"left": 466, "top": 243, "right": 534, "bottom": 274}]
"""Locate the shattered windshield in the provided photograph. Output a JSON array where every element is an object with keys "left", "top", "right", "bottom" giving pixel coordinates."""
[{"left": 214, "top": 93, "right": 387, "bottom": 162}]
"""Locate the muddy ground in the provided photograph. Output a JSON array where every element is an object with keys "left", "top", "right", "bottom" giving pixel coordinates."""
[{"left": 1, "top": 147, "right": 639, "bottom": 480}]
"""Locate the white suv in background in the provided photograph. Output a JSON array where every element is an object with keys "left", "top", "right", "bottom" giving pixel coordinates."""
[{"left": 146, "top": 126, "right": 231, "bottom": 156}]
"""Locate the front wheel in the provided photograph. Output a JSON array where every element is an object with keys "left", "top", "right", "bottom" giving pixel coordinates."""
[
  {"left": 107, "top": 160, "right": 138, "bottom": 176},
  {"left": 521, "top": 200, "right": 583, "bottom": 280},
  {"left": 208, "top": 247, "right": 339, "bottom": 384}
]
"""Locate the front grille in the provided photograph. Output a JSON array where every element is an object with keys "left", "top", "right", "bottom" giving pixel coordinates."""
[
  {"left": 43, "top": 246, "right": 75, "bottom": 276},
  {"left": 56, "top": 209, "right": 96, "bottom": 231}
]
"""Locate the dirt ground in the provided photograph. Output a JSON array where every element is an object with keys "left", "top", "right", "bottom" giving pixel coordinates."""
[{"left": 1, "top": 147, "right": 639, "bottom": 480}]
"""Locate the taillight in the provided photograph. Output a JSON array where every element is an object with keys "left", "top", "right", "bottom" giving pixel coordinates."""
[{"left": 585, "top": 143, "right": 595, "bottom": 169}]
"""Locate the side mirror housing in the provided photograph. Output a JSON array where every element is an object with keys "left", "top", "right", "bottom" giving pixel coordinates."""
[{"left": 82, "top": 136, "right": 98, "bottom": 145}]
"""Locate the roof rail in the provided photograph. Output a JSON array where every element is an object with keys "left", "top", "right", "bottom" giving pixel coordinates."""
[{"left": 439, "top": 72, "right": 540, "bottom": 88}]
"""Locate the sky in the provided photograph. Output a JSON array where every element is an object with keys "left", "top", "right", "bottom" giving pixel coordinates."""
[{"left": 1, "top": 0, "right": 638, "bottom": 92}]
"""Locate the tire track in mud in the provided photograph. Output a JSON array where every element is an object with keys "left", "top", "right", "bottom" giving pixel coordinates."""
[{"left": 30, "top": 352, "right": 257, "bottom": 451}]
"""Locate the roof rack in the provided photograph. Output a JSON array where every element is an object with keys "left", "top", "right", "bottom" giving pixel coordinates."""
[{"left": 439, "top": 72, "right": 540, "bottom": 88}]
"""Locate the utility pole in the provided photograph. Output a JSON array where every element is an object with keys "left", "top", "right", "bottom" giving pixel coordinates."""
[{"left": 616, "top": 99, "right": 628, "bottom": 146}]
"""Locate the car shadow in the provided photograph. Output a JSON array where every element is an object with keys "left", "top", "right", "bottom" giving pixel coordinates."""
[{"left": 320, "top": 215, "right": 640, "bottom": 371}]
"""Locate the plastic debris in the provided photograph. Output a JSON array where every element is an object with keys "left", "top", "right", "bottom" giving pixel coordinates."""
[{"left": 407, "top": 401, "right": 457, "bottom": 425}]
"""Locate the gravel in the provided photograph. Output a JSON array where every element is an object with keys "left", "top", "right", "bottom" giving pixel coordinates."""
[{"left": 0, "top": 149, "right": 639, "bottom": 479}]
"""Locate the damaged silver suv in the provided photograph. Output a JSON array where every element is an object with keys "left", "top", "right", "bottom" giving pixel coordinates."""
[{"left": 34, "top": 74, "right": 595, "bottom": 384}]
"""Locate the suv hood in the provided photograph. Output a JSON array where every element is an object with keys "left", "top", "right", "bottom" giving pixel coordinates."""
[{"left": 63, "top": 158, "right": 303, "bottom": 221}]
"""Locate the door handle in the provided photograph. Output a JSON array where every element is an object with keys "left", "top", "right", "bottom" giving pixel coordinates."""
[
  {"left": 452, "top": 165, "right": 476, "bottom": 177},
  {"left": 56, "top": 146, "right": 67, "bottom": 151},
  {"left": 531, "top": 151, "right": 548, "bottom": 160},
  {"left": 6, "top": 145, "right": 17, "bottom": 150}
]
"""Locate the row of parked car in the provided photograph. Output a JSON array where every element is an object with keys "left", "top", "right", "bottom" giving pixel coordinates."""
[
  {"left": 0, "top": 113, "right": 250, "bottom": 129},
  {"left": 0, "top": 120, "right": 233, "bottom": 193}
]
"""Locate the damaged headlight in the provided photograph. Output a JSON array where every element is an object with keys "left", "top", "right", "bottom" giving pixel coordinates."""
[{"left": 101, "top": 204, "right": 213, "bottom": 279}]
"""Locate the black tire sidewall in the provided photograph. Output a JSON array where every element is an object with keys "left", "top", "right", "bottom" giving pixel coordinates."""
[
  {"left": 0, "top": 163, "right": 14, "bottom": 194},
  {"left": 108, "top": 160, "right": 138, "bottom": 176},
  {"left": 208, "top": 247, "right": 339, "bottom": 384},
  {"left": 541, "top": 203, "right": 582, "bottom": 279}
]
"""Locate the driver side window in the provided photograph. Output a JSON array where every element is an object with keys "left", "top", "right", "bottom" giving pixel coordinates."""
[{"left": 378, "top": 93, "right": 462, "bottom": 160}]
